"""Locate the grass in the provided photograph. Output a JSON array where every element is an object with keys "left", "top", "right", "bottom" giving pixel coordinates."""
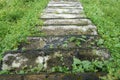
[
  {"left": 0, "top": 0, "right": 49, "bottom": 60},
  {"left": 80, "top": 0, "right": 120, "bottom": 79}
]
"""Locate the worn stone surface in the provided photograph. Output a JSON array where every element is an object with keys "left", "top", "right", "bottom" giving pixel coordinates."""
[
  {"left": 42, "top": 25, "right": 97, "bottom": 35},
  {"left": 0, "top": 75, "right": 22, "bottom": 80},
  {"left": 49, "top": 1, "right": 81, "bottom": 4},
  {"left": 2, "top": 50, "right": 72, "bottom": 71},
  {"left": 2, "top": 48, "right": 110, "bottom": 71},
  {"left": 0, "top": 73, "right": 106, "bottom": 80},
  {"left": 43, "top": 19, "right": 92, "bottom": 26},
  {"left": 44, "top": 8, "right": 84, "bottom": 14},
  {"left": 2, "top": 51, "right": 46, "bottom": 71},
  {"left": 24, "top": 73, "right": 106, "bottom": 80},
  {"left": 20, "top": 36, "right": 100, "bottom": 50},
  {"left": 41, "top": 13, "right": 86, "bottom": 19},
  {"left": 48, "top": 3, "right": 82, "bottom": 7},
  {"left": 51, "top": 0, "right": 79, "bottom": 2}
]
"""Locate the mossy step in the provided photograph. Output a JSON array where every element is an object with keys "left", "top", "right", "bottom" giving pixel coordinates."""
[
  {"left": 44, "top": 8, "right": 84, "bottom": 14},
  {"left": 43, "top": 19, "right": 92, "bottom": 26},
  {"left": 0, "top": 73, "right": 106, "bottom": 80},
  {"left": 2, "top": 48, "right": 109, "bottom": 71},
  {"left": 41, "top": 13, "right": 86, "bottom": 19},
  {"left": 41, "top": 25, "right": 97, "bottom": 35},
  {"left": 19, "top": 35, "right": 104, "bottom": 50}
]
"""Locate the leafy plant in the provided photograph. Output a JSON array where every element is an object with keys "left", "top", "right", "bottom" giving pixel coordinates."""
[
  {"left": 80, "top": 0, "right": 120, "bottom": 79},
  {"left": 0, "top": 0, "right": 49, "bottom": 60}
]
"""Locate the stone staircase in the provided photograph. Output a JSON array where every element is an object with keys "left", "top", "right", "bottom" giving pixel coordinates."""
[{"left": 0, "top": 0, "right": 110, "bottom": 80}]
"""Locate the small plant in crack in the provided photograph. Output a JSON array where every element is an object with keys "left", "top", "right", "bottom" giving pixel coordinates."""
[{"left": 68, "top": 36, "right": 87, "bottom": 47}]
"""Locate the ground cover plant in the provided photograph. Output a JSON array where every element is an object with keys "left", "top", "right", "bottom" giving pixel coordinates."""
[
  {"left": 80, "top": 0, "right": 120, "bottom": 79},
  {"left": 0, "top": 0, "right": 49, "bottom": 60}
]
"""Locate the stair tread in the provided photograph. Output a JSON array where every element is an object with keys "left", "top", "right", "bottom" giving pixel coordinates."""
[
  {"left": 0, "top": 72, "right": 106, "bottom": 80},
  {"left": 41, "top": 13, "right": 86, "bottom": 19},
  {"left": 43, "top": 8, "right": 84, "bottom": 14},
  {"left": 2, "top": 48, "right": 110, "bottom": 71},
  {"left": 43, "top": 19, "right": 92, "bottom": 26},
  {"left": 41, "top": 25, "right": 97, "bottom": 35},
  {"left": 20, "top": 35, "right": 104, "bottom": 50},
  {"left": 48, "top": 3, "right": 82, "bottom": 7}
]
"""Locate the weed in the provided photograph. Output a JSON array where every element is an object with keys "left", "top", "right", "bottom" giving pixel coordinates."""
[{"left": 80, "top": 0, "right": 120, "bottom": 79}]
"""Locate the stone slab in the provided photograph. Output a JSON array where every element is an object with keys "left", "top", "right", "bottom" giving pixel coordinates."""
[
  {"left": 41, "top": 13, "right": 86, "bottom": 19},
  {"left": 0, "top": 73, "right": 106, "bottom": 80},
  {"left": 2, "top": 48, "right": 110, "bottom": 71},
  {"left": 43, "top": 19, "right": 92, "bottom": 26},
  {"left": 49, "top": 2, "right": 80, "bottom": 4},
  {"left": 51, "top": 0, "right": 78, "bottom": 2},
  {"left": 24, "top": 73, "right": 105, "bottom": 80},
  {"left": 47, "top": 6, "right": 83, "bottom": 9},
  {"left": 0, "top": 75, "right": 22, "bottom": 80},
  {"left": 20, "top": 35, "right": 100, "bottom": 50},
  {"left": 44, "top": 8, "right": 84, "bottom": 14},
  {"left": 24, "top": 74, "right": 45, "bottom": 80},
  {"left": 41, "top": 25, "right": 97, "bottom": 35},
  {"left": 48, "top": 3, "right": 82, "bottom": 7}
]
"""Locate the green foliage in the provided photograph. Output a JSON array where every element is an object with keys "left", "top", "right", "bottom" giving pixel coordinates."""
[
  {"left": 72, "top": 57, "right": 107, "bottom": 73},
  {"left": 68, "top": 36, "right": 86, "bottom": 47},
  {"left": 0, "top": 70, "right": 10, "bottom": 74},
  {"left": 50, "top": 66, "right": 69, "bottom": 73},
  {"left": 0, "top": 0, "right": 49, "bottom": 60},
  {"left": 80, "top": 0, "right": 120, "bottom": 79},
  {"left": 15, "top": 64, "right": 43, "bottom": 74}
]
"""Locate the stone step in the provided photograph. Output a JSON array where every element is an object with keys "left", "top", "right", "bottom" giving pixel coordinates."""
[
  {"left": 48, "top": 3, "right": 82, "bottom": 7},
  {"left": 49, "top": 2, "right": 80, "bottom": 4},
  {"left": 41, "top": 13, "right": 86, "bottom": 19},
  {"left": 41, "top": 25, "right": 97, "bottom": 35},
  {"left": 43, "top": 19, "right": 92, "bottom": 26},
  {"left": 19, "top": 35, "right": 103, "bottom": 50},
  {"left": 51, "top": 0, "right": 79, "bottom": 2},
  {"left": 44, "top": 8, "right": 84, "bottom": 14},
  {"left": 47, "top": 6, "right": 83, "bottom": 9},
  {"left": 0, "top": 73, "right": 106, "bottom": 80},
  {"left": 2, "top": 48, "right": 110, "bottom": 71}
]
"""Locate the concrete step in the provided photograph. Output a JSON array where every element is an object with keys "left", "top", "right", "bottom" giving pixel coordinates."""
[
  {"left": 51, "top": 0, "right": 79, "bottom": 2},
  {"left": 2, "top": 48, "right": 110, "bottom": 71},
  {"left": 43, "top": 19, "right": 92, "bottom": 26},
  {"left": 19, "top": 35, "right": 102, "bottom": 50},
  {"left": 0, "top": 73, "right": 106, "bottom": 80},
  {"left": 48, "top": 3, "right": 82, "bottom": 7},
  {"left": 41, "top": 25, "right": 97, "bottom": 35},
  {"left": 46, "top": 6, "right": 83, "bottom": 9},
  {"left": 43, "top": 8, "right": 84, "bottom": 14},
  {"left": 49, "top": 2, "right": 81, "bottom": 4},
  {"left": 41, "top": 13, "right": 86, "bottom": 19}
]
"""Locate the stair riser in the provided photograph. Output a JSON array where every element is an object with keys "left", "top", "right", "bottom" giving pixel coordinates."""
[
  {"left": 51, "top": 0, "right": 79, "bottom": 2},
  {"left": 0, "top": 73, "right": 106, "bottom": 80},
  {"left": 48, "top": 3, "right": 82, "bottom": 7},
  {"left": 41, "top": 13, "right": 86, "bottom": 19},
  {"left": 44, "top": 8, "right": 84, "bottom": 14},
  {"left": 20, "top": 36, "right": 99, "bottom": 50},
  {"left": 43, "top": 19, "right": 92, "bottom": 26},
  {"left": 2, "top": 49, "right": 110, "bottom": 71},
  {"left": 41, "top": 25, "right": 97, "bottom": 35}
]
